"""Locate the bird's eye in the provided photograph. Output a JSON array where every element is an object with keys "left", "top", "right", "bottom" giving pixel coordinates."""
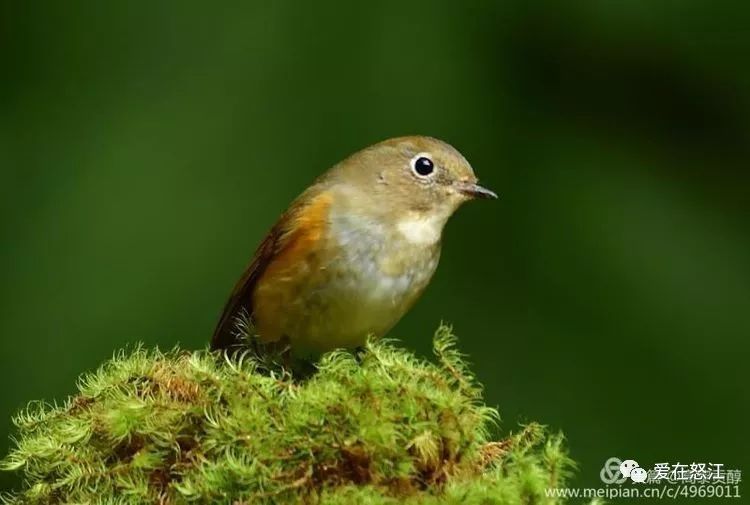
[{"left": 411, "top": 155, "right": 435, "bottom": 178}]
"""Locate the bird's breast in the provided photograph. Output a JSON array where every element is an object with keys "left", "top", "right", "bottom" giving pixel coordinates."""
[
  {"left": 280, "top": 209, "right": 441, "bottom": 352},
  {"left": 329, "top": 211, "right": 441, "bottom": 285}
]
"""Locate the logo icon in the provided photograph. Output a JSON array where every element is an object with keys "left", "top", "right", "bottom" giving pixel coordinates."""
[
  {"left": 600, "top": 457, "right": 628, "bottom": 484},
  {"left": 619, "top": 459, "right": 639, "bottom": 478},
  {"left": 601, "top": 457, "right": 647, "bottom": 484},
  {"left": 630, "top": 467, "right": 648, "bottom": 483}
]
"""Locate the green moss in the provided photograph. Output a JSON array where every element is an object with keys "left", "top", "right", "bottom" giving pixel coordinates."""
[{"left": 1, "top": 326, "right": 577, "bottom": 504}]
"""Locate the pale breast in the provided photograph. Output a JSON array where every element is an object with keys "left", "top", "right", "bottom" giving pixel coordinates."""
[{"left": 283, "top": 211, "right": 441, "bottom": 353}]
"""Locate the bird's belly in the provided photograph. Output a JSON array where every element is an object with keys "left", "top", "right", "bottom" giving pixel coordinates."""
[{"left": 284, "top": 242, "right": 440, "bottom": 354}]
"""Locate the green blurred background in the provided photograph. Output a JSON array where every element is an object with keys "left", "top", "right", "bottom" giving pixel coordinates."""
[{"left": 1, "top": 0, "right": 748, "bottom": 498}]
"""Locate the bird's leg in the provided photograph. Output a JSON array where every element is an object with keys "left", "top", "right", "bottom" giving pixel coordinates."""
[
  {"left": 281, "top": 346, "right": 293, "bottom": 372},
  {"left": 353, "top": 345, "right": 368, "bottom": 364}
]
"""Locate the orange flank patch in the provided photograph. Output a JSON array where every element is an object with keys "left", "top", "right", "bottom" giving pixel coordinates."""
[{"left": 252, "top": 191, "right": 333, "bottom": 341}]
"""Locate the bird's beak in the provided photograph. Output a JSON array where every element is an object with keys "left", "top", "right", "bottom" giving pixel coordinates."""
[{"left": 456, "top": 181, "right": 498, "bottom": 200}]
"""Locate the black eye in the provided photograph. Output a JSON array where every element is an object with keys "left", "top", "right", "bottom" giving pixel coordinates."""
[{"left": 412, "top": 156, "right": 434, "bottom": 177}]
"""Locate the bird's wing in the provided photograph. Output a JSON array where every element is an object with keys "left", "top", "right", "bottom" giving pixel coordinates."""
[
  {"left": 210, "top": 226, "right": 278, "bottom": 350},
  {"left": 210, "top": 190, "right": 333, "bottom": 350}
]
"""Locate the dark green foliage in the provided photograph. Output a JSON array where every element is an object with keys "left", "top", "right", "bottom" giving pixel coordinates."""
[{"left": 2, "top": 327, "right": 576, "bottom": 504}]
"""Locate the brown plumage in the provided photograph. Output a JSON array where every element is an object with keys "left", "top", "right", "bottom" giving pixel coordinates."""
[
  {"left": 211, "top": 136, "right": 496, "bottom": 353},
  {"left": 211, "top": 190, "right": 331, "bottom": 350}
]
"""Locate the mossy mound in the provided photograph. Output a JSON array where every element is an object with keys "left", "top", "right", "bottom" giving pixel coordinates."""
[{"left": 2, "top": 326, "right": 575, "bottom": 504}]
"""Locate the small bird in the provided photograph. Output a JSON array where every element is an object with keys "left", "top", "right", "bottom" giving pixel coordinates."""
[{"left": 211, "top": 136, "right": 496, "bottom": 355}]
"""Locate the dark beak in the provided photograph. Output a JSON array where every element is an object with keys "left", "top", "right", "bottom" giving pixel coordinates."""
[{"left": 457, "top": 181, "right": 498, "bottom": 200}]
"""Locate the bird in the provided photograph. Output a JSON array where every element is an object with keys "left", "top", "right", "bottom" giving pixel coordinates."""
[{"left": 211, "top": 136, "right": 496, "bottom": 356}]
